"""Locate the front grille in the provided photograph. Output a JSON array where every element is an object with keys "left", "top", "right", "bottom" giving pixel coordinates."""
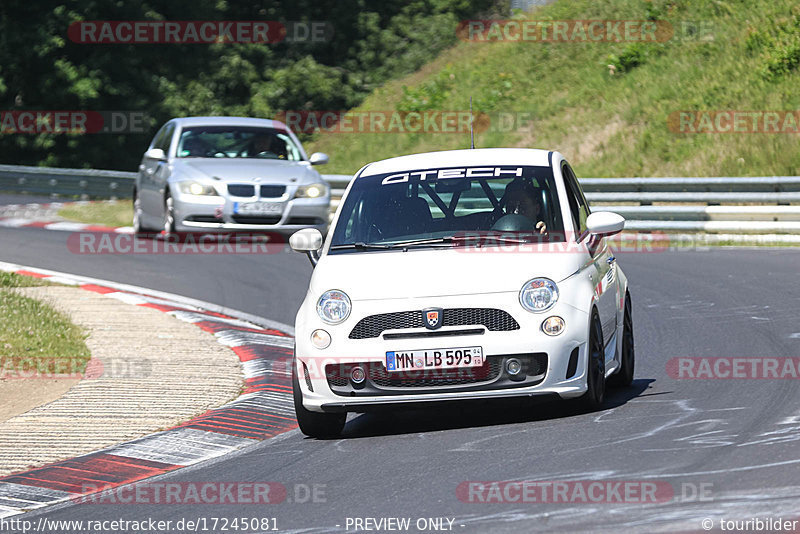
[
  {"left": 231, "top": 215, "right": 281, "bottom": 225},
  {"left": 325, "top": 353, "right": 547, "bottom": 395},
  {"left": 349, "top": 308, "right": 520, "bottom": 339},
  {"left": 260, "top": 185, "right": 286, "bottom": 198},
  {"left": 228, "top": 184, "right": 255, "bottom": 197},
  {"left": 326, "top": 359, "right": 500, "bottom": 388}
]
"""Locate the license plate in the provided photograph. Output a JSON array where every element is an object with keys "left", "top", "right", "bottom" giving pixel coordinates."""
[
  {"left": 234, "top": 201, "right": 284, "bottom": 215},
  {"left": 386, "top": 346, "right": 483, "bottom": 372}
]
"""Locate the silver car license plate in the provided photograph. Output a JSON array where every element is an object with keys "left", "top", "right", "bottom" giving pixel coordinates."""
[{"left": 234, "top": 201, "right": 284, "bottom": 215}]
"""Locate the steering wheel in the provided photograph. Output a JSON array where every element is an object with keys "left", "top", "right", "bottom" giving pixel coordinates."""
[{"left": 491, "top": 213, "right": 537, "bottom": 232}]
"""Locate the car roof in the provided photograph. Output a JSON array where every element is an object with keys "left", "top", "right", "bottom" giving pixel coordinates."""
[
  {"left": 358, "top": 148, "right": 553, "bottom": 177},
  {"left": 169, "top": 116, "right": 290, "bottom": 130}
]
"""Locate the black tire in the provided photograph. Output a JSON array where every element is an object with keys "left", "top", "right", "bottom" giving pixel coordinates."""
[
  {"left": 293, "top": 361, "right": 346, "bottom": 438},
  {"left": 579, "top": 310, "right": 605, "bottom": 409},
  {"left": 163, "top": 190, "right": 176, "bottom": 235},
  {"left": 609, "top": 293, "right": 635, "bottom": 387},
  {"left": 132, "top": 189, "right": 150, "bottom": 236}
]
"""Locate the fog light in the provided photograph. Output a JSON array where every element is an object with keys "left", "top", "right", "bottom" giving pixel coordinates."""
[
  {"left": 506, "top": 358, "right": 522, "bottom": 376},
  {"left": 542, "top": 316, "right": 565, "bottom": 336},
  {"left": 311, "top": 329, "right": 331, "bottom": 349},
  {"left": 350, "top": 366, "right": 366, "bottom": 384}
]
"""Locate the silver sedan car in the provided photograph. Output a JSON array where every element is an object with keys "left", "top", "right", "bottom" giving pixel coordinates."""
[{"left": 133, "top": 116, "right": 330, "bottom": 235}]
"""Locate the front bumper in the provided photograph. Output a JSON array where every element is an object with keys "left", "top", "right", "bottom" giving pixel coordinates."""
[
  {"left": 171, "top": 189, "right": 330, "bottom": 234},
  {"left": 295, "top": 292, "right": 591, "bottom": 413}
]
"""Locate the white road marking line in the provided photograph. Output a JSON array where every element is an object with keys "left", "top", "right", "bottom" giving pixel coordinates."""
[
  {"left": 106, "top": 428, "right": 256, "bottom": 466},
  {"left": 42, "top": 222, "right": 89, "bottom": 231},
  {"left": 216, "top": 330, "right": 294, "bottom": 349}
]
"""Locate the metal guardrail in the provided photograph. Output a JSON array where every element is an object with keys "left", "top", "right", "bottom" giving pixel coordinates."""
[
  {"left": 1, "top": 165, "right": 798, "bottom": 235},
  {"left": 0, "top": 164, "right": 137, "bottom": 199}
]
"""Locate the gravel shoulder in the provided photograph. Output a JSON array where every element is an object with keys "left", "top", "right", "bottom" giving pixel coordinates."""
[{"left": 0, "top": 285, "right": 243, "bottom": 476}]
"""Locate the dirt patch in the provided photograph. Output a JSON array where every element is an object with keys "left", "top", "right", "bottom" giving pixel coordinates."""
[
  {"left": 513, "top": 111, "right": 626, "bottom": 164},
  {"left": 0, "top": 378, "right": 80, "bottom": 423}
]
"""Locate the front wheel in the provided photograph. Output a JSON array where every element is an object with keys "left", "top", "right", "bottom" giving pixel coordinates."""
[
  {"left": 579, "top": 310, "right": 605, "bottom": 410},
  {"left": 609, "top": 293, "right": 634, "bottom": 387},
  {"left": 293, "top": 362, "right": 345, "bottom": 438},
  {"left": 163, "top": 191, "right": 176, "bottom": 235}
]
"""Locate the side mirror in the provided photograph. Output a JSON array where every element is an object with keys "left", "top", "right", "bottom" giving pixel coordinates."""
[
  {"left": 586, "top": 211, "right": 625, "bottom": 237},
  {"left": 308, "top": 152, "right": 329, "bottom": 166},
  {"left": 290, "top": 228, "right": 323, "bottom": 266},
  {"left": 144, "top": 147, "right": 166, "bottom": 160}
]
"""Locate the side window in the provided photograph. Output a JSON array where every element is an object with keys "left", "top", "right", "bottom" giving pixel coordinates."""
[
  {"left": 561, "top": 163, "right": 590, "bottom": 236},
  {"left": 150, "top": 124, "right": 168, "bottom": 149},
  {"left": 156, "top": 123, "right": 176, "bottom": 154}
]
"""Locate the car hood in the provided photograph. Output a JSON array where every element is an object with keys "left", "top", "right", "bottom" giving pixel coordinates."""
[
  {"left": 173, "top": 158, "right": 319, "bottom": 184},
  {"left": 311, "top": 248, "right": 586, "bottom": 301}
]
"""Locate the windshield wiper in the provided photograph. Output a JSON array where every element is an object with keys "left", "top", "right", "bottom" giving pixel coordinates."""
[
  {"left": 385, "top": 237, "right": 462, "bottom": 248},
  {"left": 330, "top": 234, "right": 541, "bottom": 252},
  {"left": 329, "top": 242, "right": 393, "bottom": 251}
]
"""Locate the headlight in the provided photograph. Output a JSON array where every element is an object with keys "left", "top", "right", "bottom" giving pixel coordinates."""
[
  {"left": 178, "top": 181, "right": 219, "bottom": 196},
  {"left": 295, "top": 183, "right": 328, "bottom": 199},
  {"left": 316, "top": 290, "right": 351, "bottom": 324},
  {"left": 519, "top": 278, "right": 559, "bottom": 313},
  {"left": 542, "top": 316, "right": 565, "bottom": 336}
]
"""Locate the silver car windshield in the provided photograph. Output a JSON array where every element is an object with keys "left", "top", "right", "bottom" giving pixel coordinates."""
[
  {"left": 177, "top": 126, "right": 303, "bottom": 161},
  {"left": 329, "top": 165, "right": 566, "bottom": 252}
]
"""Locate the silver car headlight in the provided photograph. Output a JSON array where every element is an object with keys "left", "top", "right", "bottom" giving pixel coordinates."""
[
  {"left": 178, "top": 181, "right": 219, "bottom": 196},
  {"left": 295, "top": 183, "right": 328, "bottom": 199},
  {"left": 316, "top": 290, "right": 351, "bottom": 324},
  {"left": 519, "top": 278, "right": 559, "bottom": 313}
]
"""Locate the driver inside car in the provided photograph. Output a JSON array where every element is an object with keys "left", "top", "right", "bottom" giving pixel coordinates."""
[
  {"left": 250, "top": 134, "right": 288, "bottom": 159},
  {"left": 502, "top": 179, "right": 548, "bottom": 234}
]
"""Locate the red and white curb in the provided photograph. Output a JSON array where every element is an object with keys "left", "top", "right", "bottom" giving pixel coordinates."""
[
  {"left": 0, "top": 201, "right": 132, "bottom": 234},
  {"left": 0, "top": 262, "right": 296, "bottom": 518}
]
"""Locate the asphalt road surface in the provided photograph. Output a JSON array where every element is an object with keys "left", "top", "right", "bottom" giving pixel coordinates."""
[{"left": 3, "top": 224, "right": 800, "bottom": 533}]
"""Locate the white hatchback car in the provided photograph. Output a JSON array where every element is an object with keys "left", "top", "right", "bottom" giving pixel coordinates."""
[{"left": 290, "top": 148, "right": 634, "bottom": 437}]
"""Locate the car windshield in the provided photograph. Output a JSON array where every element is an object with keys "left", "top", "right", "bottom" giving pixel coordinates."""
[
  {"left": 177, "top": 126, "right": 304, "bottom": 160},
  {"left": 329, "top": 165, "right": 566, "bottom": 253}
]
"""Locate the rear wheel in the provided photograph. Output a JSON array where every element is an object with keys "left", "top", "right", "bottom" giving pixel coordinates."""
[
  {"left": 132, "top": 189, "right": 150, "bottom": 235},
  {"left": 579, "top": 310, "right": 605, "bottom": 409},
  {"left": 293, "top": 361, "right": 345, "bottom": 438},
  {"left": 609, "top": 293, "right": 634, "bottom": 387}
]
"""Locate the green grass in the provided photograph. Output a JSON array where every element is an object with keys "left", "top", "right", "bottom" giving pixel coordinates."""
[
  {"left": 308, "top": 0, "right": 800, "bottom": 178},
  {"left": 58, "top": 200, "right": 132, "bottom": 228},
  {"left": 0, "top": 273, "right": 90, "bottom": 377}
]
